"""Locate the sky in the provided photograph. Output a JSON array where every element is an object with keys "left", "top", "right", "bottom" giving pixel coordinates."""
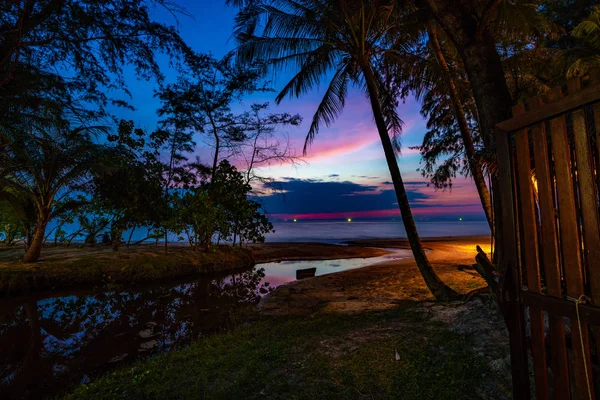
[{"left": 109, "top": 0, "right": 485, "bottom": 222}]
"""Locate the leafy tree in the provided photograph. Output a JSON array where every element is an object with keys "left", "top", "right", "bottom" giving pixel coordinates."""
[
  {"left": 235, "top": 200, "right": 273, "bottom": 246},
  {"left": 0, "top": 0, "right": 192, "bottom": 129},
  {"left": 156, "top": 53, "right": 267, "bottom": 181},
  {"left": 233, "top": 0, "right": 458, "bottom": 300},
  {"left": 172, "top": 160, "right": 273, "bottom": 250},
  {"left": 234, "top": 103, "right": 303, "bottom": 189},
  {"left": 176, "top": 189, "right": 221, "bottom": 249},
  {"left": 563, "top": 5, "right": 600, "bottom": 76},
  {"left": 148, "top": 123, "right": 205, "bottom": 250},
  {"left": 0, "top": 123, "right": 106, "bottom": 262},
  {"left": 93, "top": 120, "right": 167, "bottom": 250},
  {"left": 0, "top": 200, "right": 27, "bottom": 246}
]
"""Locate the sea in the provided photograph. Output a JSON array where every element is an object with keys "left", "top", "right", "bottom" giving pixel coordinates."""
[
  {"left": 53, "top": 220, "right": 491, "bottom": 245},
  {"left": 264, "top": 220, "right": 490, "bottom": 243}
]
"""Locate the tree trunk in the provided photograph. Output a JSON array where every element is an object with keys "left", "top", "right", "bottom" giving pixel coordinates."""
[
  {"left": 361, "top": 63, "right": 458, "bottom": 301},
  {"left": 112, "top": 226, "right": 123, "bottom": 251},
  {"left": 23, "top": 212, "right": 49, "bottom": 263},
  {"left": 421, "top": 0, "right": 513, "bottom": 145},
  {"left": 428, "top": 25, "right": 493, "bottom": 228},
  {"left": 126, "top": 227, "right": 135, "bottom": 248}
]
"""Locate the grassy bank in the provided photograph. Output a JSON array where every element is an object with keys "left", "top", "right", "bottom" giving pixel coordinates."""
[
  {"left": 0, "top": 246, "right": 254, "bottom": 296},
  {"left": 0, "top": 243, "right": 390, "bottom": 297},
  {"left": 66, "top": 305, "right": 487, "bottom": 400}
]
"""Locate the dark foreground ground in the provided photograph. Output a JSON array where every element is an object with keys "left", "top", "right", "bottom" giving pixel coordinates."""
[
  {"left": 66, "top": 297, "right": 511, "bottom": 400},
  {"left": 61, "top": 236, "right": 513, "bottom": 400}
]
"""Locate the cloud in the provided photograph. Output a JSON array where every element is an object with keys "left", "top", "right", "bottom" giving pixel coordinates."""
[{"left": 258, "top": 178, "right": 432, "bottom": 215}]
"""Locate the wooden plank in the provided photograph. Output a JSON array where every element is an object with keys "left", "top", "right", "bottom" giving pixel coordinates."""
[
  {"left": 529, "top": 96, "right": 571, "bottom": 399},
  {"left": 547, "top": 85, "right": 594, "bottom": 400},
  {"left": 595, "top": 101, "right": 600, "bottom": 215},
  {"left": 497, "top": 81, "right": 600, "bottom": 132},
  {"left": 495, "top": 126, "right": 530, "bottom": 400},
  {"left": 522, "top": 291, "right": 600, "bottom": 325},
  {"left": 568, "top": 78, "right": 600, "bottom": 304},
  {"left": 512, "top": 103, "right": 549, "bottom": 400}
]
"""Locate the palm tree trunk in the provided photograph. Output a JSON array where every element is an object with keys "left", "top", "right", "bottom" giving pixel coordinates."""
[
  {"left": 422, "top": 0, "right": 513, "bottom": 145},
  {"left": 361, "top": 64, "right": 458, "bottom": 301},
  {"left": 23, "top": 211, "right": 49, "bottom": 263},
  {"left": 428, "top": 25, "right": 493, "bottom": 228}
]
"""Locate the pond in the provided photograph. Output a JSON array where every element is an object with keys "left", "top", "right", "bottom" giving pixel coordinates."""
[{"left": 0, "top": 249, "right": 411, "bottom": 399}]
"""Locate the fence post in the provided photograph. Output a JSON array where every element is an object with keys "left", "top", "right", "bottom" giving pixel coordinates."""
[{"left": 495, "top": 125, "right": 530, "bottom": 400}]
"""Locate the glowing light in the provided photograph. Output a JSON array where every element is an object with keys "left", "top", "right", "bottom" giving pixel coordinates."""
[
  {"left": 347, "top": 218, "right": 352, "bottom": 222},
  {"left": 293, "top": 218, "right": 297, "bottom": 222},
  {"left": 459, "top": 217, "right": 463, "bottom": 221}
]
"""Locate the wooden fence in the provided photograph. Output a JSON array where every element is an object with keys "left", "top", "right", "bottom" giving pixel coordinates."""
[{"left": 495, "top": 75, "right": 600, "bottom": 400}]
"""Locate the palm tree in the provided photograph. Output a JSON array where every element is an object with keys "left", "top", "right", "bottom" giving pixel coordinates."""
[
  {"left": 565, "top": 5, "right": 600, "bottom": 77},
  {"left": 1, "top": 124, "right": 106, "bottom": 262},
  {"left": 233, "top": 0, "right": 458, "bottom": 300},
  {"left": 394, "top": 22, "right": 493, "bottom": 228},
  {"left": 427, "top": 26, "right": 493, "bottom": 228}
]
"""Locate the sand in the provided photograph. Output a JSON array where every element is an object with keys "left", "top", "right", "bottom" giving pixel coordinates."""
[{"left": 259, "top": 235, "right": 493, "bottom": 316}]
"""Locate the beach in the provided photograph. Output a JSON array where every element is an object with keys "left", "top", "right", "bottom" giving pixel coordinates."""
[{"left": 260, "top": 236, "right": 492, "bottom": 316}]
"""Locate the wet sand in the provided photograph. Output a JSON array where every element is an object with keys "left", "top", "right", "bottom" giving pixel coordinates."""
[{"left": 259, "top": 236, "right": 492, "bottom": 316}]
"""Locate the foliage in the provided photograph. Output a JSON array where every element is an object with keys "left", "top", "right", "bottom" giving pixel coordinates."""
[
  {"left": 0, "top": 122, "right": 107, "bottom": 261},
  {"left": 156, "top": 53, "right": 268, "bottom": 179},
  {"left": 564, "top": 6, "right": 600, "bottom": 76},
  {"left": 172, "top": 160, "right": 274, "bottom": 249},
  {"left": 0, "top": 200, "right": 27, "bottom": 246},
  {"left": 234, "top": 103, "right": 302, "bottom": 189},
  {"left": 0, "top": 0, "right": 192, "bottom": 130},
  {"left": 93, "top": 120, "right": 167, "bottom": 248},
  {"left": 232, "top": 0, "right": 407, "bottom": 153}
]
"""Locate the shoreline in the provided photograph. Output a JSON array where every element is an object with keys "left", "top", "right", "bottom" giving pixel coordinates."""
[
  {"left": 259, "top": 235, "right": 492, "bottom": 316},
  {"left": 0, "top": 242, "right": 389, "bottom": 297},
  {"left": 0, "top": 236, "right": 490, "bottom": 297},
  {"left": 61, "top": 234, "right": 510, "bottom": 400}
]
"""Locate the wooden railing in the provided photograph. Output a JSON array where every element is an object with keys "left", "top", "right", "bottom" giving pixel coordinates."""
[{"left": 495, "top": 74, "right": 600, "bottom": 400}]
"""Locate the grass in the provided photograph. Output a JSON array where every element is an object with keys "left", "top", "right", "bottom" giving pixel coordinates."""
[
  {"left": 0, "top": 246, "right": 254, "bottom": 295},
  {"left": 66, "top": 306, "right": 487, "bottom": 400}
]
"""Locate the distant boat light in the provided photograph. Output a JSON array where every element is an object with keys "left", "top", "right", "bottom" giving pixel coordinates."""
[
  {"left": 459, "top": 217, "right": 463, "bottom": 221},
  {"left": 293, "top": 218, "right": 297, "bottom": 222},
  {"left": 347, "top": 218, "right": 352, "bottom": 222}
]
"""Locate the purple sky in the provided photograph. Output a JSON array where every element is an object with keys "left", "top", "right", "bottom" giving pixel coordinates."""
[{"left": 109, "top": 0, "right": 485, "bottom": 221}]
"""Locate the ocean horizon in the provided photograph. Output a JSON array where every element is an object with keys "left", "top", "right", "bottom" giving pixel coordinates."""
[
  {"left": 264, "top": 220, "right": 490, "bottom": 243},
  {"left": 47, "top": 219, "right": 490, "bottom": 245}
]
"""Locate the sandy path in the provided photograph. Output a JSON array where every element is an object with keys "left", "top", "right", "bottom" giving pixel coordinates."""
[{"left": 259, "top": 236, "right": 492, "bottom": 316}]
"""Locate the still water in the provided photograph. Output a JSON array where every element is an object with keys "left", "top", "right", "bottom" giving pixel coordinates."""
[{"left": 0, "top": 250, "right": 409, "bottom": 399}]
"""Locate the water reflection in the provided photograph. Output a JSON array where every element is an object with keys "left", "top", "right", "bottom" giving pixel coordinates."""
[
  {"left": 0, "top": 268, "right": 271, "bottom": 399},
  {"left": 259, "top": 248, "right": 413, "bottom": 287},
  {"left": 0, "top": 251, "right": 411, "bottom": 399}
]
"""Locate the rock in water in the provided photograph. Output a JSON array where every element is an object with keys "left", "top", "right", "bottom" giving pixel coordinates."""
[{"left": 296, "top": 267, "right": 316, "bottom": 280}]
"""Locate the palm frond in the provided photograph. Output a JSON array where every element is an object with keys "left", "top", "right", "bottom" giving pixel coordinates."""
[{"left": 304, "top": 62, "right": 352, "bottom": 154}]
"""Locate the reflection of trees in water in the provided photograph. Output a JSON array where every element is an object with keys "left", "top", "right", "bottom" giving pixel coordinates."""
[{"left": 0, "top": 267, "right": 270, "bottom": 399}]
